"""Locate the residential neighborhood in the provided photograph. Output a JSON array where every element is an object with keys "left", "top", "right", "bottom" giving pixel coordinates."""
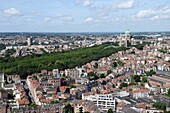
[{"left": 0, "top": 31, "right": 170, "bottom": 113}]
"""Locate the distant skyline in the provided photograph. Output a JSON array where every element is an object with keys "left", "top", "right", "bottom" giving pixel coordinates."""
[{"left": 0, "top": 0, "right": 170, "bottom": 32}]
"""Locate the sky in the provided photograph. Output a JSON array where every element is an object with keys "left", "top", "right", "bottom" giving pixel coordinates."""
[{"left": 0, "top": 0, "right": 170, "bottom": 32}]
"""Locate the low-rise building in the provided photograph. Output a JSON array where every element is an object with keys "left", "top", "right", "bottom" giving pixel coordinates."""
[
  {"left": 132, "top": 88, "right": 150, "bottom": 99},
  {"left": 0, "top": 89, "right": 8, "bottom": 100},
  {"left": 82, "top": 93, "right": 116, "bottom": 112},
  {"left": 72, "top": 100, "right": 100, "bottom": 113},
  {"left": 145, "top": 108, "right": 164, "bottom": 113}
]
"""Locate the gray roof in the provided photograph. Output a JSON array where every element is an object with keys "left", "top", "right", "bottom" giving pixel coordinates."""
[{"left": 122, "top": 107, "right": 140, "bottom": 113}]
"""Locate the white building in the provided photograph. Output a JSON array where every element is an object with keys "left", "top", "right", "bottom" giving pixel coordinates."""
[
  {"left": 65, "top": 67, "right": 83, "bottom": 78},
  {"left": 165, "top": 54, "right": 170, "bottom": 61},
  {"left": 82, "top": 93, "right": 116, "bottom": 112},
  {"left": 27, "top": 37, "right": 32, "bottom": 46},
  {"left": 53, "top": 69, "right": 60, "bottom": 78},
  {"left": 132, "top": 89, "right": 149, "bottom": 99},
  {"left": 117, "top": 90, "right": 129, "bottom": 97},
  {"left": 118, "top": 30, "right": 132, "bottom": 47},
  {"left": 0, "top": 74, "right": 4, "bottom": 88}
]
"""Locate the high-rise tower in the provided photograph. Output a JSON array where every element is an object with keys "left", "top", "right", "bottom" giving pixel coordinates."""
[
  {"left": 0, "top": 74, "right": 4, "bottom": 88},
  {"left": 119, "top": 30, "right": 131, "bottom": 47},
  {"left": 27, "top": 37, "right": 32, "bottom": 46}
]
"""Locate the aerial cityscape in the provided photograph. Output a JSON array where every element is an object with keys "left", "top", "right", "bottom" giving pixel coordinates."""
[{"left": 0, "top": 0, "right": 170, "bottom": 113}]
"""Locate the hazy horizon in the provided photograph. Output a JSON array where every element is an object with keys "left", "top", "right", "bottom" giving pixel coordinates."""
[{"left": 0, "top": 31, "right": 170, "bottom": 33}]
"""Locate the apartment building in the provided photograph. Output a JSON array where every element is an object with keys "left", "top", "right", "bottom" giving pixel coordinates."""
[{"left": 82, "top": 93, "right": 116, "bottom": 112}]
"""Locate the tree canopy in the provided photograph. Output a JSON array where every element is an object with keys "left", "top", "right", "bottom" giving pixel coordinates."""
[
  {"left": 119, "top": 83, "right": 128, "bottom": 89},
  {"left": 63, "top": 104, "right": 74, "bottom": 113},
  {"left": 0, "top": 43, "right": 127, "bottom": 78},
  {"left": 0, "top": 44, "right": 6, "bottom": 51},
  {"left": 133, "top": 75, "right": 141, "bottom": 82},
  {"left": 153, "top": 102, "right": 166, "bottom": 111},
  {"left": 145, "top": 70, "right": 156, "bottom": 76},
  {"left": 166, "top": 88, "right": 170, "bottom": 97},
  {"left": 107, "top": 108, "right": 113, "bottom": 113}
]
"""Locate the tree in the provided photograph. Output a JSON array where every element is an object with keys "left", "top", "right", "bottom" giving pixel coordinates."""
[
  {"left": 5, "top": 49, "right": 16, "bottom": 57},
  {"left": 70, "top": 84, "right": 76, "bottom": 88},
  {"left": 94, "top": 63, "right": 98, "bottom": 68},
  {"left": 50, "top": 100, "right": 59, "bottom": 104},
  {"left": 117, "top": 61, "right": 125, "bottom": 66},
  {"left": 87, "top": 72, "right": 99, "bottom": 80},
  {"left": 130, "top": 77, "right": 135, "bottom": 85},
  {"left": 133, "top": 75, "right": 141, "bottom": 82},
  {"left": 29, "top": 102, "right": 38, "bottom": 108},
  {"left": 0, "top": 43, "right": 128, "bottom": 79},
  {"left": 131, "top": 42, "right": 150, "bottom": 50},
  {"left": 168, "top": 88, "right": 170, "bottom": 95},
  {"left": 119, "top": 83, "right": 128, "bottom": 89},
  {"left": 128, "top": 82, "right": 136, "bottom": 86},
  {"left": 87, "top": 72, "right": 96, "bottom": 77},
  {"left": 145, "top": 70, "right": 156, "bottom": 76},
  {"left": 142, "top": 77, "right": 147, "bottom": 83},
  {"left": 153, "top": 102, "right": 166, "bottom": 111},
  {"left": 111, "top": 62, "right": 117, "bottom": 68},
  {"left": 107, "top": 70, "right": 112, "bottom": 75},
  {"left": 100, "top": 73, "right": 105, "bottom": 78},
  {"left": 166, "top": 88, "right": 170, "bottom": 97},
  {"left": 0, "top": 44, "right": 6, "bottom": 51},
  {"left": 32, "top": 75, "right": 38, "bottom": 80},
  {"left": 63, "top": 104, "right": 74, "bottom": 113},
  {"left": 107, "top": 108, "right": 113, "bottom": 113}
]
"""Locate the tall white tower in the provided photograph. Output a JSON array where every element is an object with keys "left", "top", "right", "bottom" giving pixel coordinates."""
[
  {"left": 0, "top": 74, "right": 4, "bottom": 88},
  {"left": 27, "top": 37, "right": 32, "bottom": 46},
  {"left": 124, "top": 30, "right": 131, "bottom": 47},
  {"left": 119, "top": 30, "right": 131, "bottom": 47}
]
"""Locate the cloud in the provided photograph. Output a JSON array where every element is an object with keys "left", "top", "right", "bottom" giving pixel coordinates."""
[
  {"left": 85, "top": 17, "right": 94, "bottom": 23},
  {"left": 44, "top": 17, "right": 52, "bottom": 22},
  {"left": 77, "top": 0, "right": 94, "bottom": 8},
  {"left": 57, "top": 14, "right": 74, "bottom": 23},
  {"left": 134, "top": 6, "right": 170, "bottom": 20},
  {"left": 83, "top": 0, "right": 94, "bottom": 7},
  {"left": 62, "top": 16, "right": 74, "bottom": 22},
  {"left": 112, "top": 0, "right": 134, "bottom": 9},
  {"left": 3, "top": 8, "right": 21, "bottom": 17}
]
